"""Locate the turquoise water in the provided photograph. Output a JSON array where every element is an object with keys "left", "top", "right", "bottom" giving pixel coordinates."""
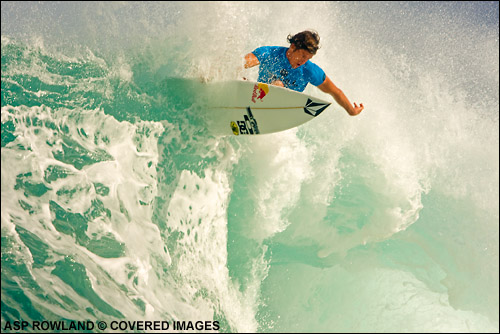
[{"left": 1, "top": 2, "right": 498, "bottom": 332}]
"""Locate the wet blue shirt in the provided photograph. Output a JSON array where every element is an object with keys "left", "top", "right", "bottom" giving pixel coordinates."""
[{"left": 252, "top": 46, "right": 326, "bottom": 92}]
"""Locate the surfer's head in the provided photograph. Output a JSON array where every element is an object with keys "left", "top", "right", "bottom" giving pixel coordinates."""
[
  {"left": 287, "top": 30, "right": 320, "bottom": 55},
  {"left": 286, "top": 30, "right": 320, "bottom": 69}
]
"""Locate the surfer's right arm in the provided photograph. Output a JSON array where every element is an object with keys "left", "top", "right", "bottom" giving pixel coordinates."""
[
  {"left": 242, "top": 53, "right": 284, "bottom": 87},
  {"left": 244, "top": 53, "right": 260, "bottom": 69},
  {"left": 238, "top": 53, "right": 260, "bottom": 81}
]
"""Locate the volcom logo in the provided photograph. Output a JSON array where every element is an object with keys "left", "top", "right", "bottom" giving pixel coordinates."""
[{"left": 304, "top": 98, "right": 330, "bottom": 116}]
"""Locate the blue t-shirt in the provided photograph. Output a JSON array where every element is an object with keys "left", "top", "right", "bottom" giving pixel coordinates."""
[{"left": 252, "top": 46, "right": 326, "bottom": 92}]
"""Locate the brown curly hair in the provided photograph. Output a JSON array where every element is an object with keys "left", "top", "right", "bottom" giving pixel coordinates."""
[{"left": 287, "top": 30, "right": 320, "bottom": 55}]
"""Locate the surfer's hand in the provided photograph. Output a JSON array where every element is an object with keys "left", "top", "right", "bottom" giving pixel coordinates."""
[
  {"left": 271, "top": 80, "right": 285, "bottom": 87},
  {"left": 352, "top": 102, "right": 364, "bottom": 116}
]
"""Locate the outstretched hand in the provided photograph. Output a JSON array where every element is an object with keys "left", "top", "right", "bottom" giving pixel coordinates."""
[{"left": 352, "top": 102, "right": 364, "bottom": 115}]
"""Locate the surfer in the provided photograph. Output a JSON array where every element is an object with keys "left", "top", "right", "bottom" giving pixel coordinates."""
[{"left": 243, "top": 30, "right": 364, "bottom": 116}]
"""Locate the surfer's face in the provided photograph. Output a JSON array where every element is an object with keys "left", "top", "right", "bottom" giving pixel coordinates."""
[{"left": 287, "top": 45, "right": 314, "bottom": 69}]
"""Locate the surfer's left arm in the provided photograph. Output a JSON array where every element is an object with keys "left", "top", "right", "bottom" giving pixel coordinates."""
[{"left": 318, "top": 76, "right": 364, "bottom": 116}]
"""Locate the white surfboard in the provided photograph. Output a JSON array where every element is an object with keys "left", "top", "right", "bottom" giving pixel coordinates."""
[{"left": 202, "top": 80, "right": 331, "bottom": 136}]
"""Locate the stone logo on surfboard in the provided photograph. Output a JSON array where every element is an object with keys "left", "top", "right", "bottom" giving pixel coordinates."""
[
  {"left": 251, "top": 83, "right": 269, "bottom": 103},
  {"left": 230, "top": 121, "right": 239, "bottom": 136}
]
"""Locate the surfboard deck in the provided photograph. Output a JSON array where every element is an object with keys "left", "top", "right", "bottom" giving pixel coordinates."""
[{"left": 202, "top": 80, "right": 331, "bottom": 136}]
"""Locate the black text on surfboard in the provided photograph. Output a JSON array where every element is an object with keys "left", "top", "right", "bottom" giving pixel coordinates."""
[{"left": 232, "top": 107, "right": 260, "bottom": 135}]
